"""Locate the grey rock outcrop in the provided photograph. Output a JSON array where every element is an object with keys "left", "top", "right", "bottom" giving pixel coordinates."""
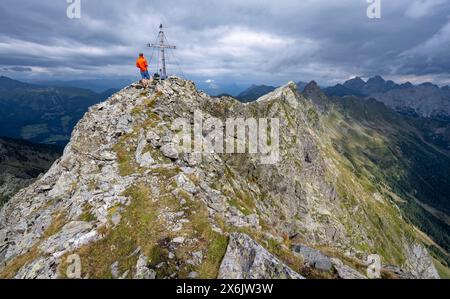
[
  {"left": 404, "top": 242, "right": 440, "bottom": 279},
  {"left": 292, "top": 244, "right": 332, "bottom": 272},
  {"left": 134, "top": 254, "right": 156, "bottom": 279},
  {"left": 218, "top": 233, "right": 304, "bottom": 279},
  {"left": 330, "top": 258, "right": 367, "bottom": 279}
]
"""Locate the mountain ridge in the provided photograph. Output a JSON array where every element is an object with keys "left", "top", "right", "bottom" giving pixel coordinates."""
[
  {"left": 0, "top": 77, "right": 443, "bottom": 279},
  {"left": 324, "top": 76, "right": 450, "bottom": 120}
]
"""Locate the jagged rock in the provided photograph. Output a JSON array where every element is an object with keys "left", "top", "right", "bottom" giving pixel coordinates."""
[
  {"left": 330, "top": 258, "right": 367, "bottom": 279},
  {"left": 110, "top": 261, "right": 120, "bottom": 278},
  {"left": 218, "top": 233, "right": 304, "bottom": 279},
  {"left": 172, "top": 237, "right": 185, "bottom": 244},
  {"left": 175, "top": 173, "right": 197, "bottom": 194},
  {"left": 146, "top": 130, "right": 161, "bottom": 147},
  {"left": 37, "top": 185, "right": 53, "bottom": 193},
  {"left": 404, "top": 242, "right": 440, "bottom": 279},
  {"left": 40, "top": 221, "right": 98, "bottom": 258},
  {"left": 292, "top": 244, "right": 332, "bottom": 272},
  {"left": 134, "top": 254, "right": 156, "bottom": 279},
  {"left": 192, "top": 251, "right": 203, "bottom": 264},
  {"left": 14, "top": 257, "right": 58, "bottom": 279},
  {"left": 160, "top": 143, "right": 178, "bottom": 160},
  {"left": 135, "top": 129, "right": 155, "bottom": 167},
  {"left": 382, "top": 265, "right": 417, "bottom": 279}
]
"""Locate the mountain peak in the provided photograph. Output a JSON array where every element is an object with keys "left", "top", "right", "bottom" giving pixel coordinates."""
[
  {"left": 0, "top": 75, "right": 21, "bottom": 83},
  {"left": 347, "top": 76, "right": 365, "bottom": 83},
  {"left": 0, "top": 76, "right": 35, "bottom": 90},
  {"left": 303, "top": 80, "right": 329, "bottom": 111},
  {"left": 343, "top": 76, "right": 366, "bottom": 91},
  {"left": 367, "top": 75, "right": 386, "bottom": 83},
  {"left": 303, "top": 80, "right": 321, "bottom": 93},
  {"left": 419, "top": 82, "right": 438, "bottom": 88},
  {"left": 400, "top": 82, "right": 414, "bottom": 89}
]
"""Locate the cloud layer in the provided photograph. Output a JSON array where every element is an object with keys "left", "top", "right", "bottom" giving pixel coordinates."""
[{"left": 0, "top": 0, "right": 449, "bottom": 86}]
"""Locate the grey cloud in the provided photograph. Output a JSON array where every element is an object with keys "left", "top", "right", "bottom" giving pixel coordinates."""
[
  {"left": 3, "top": 66, "right": 32, "bottom": 72},
  {"left": 0, "top": 0, "right": 449, "bottom": 86}
]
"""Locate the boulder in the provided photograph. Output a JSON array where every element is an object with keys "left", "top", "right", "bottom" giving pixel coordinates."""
[
  {"left": 292, "top": 244, "right": 332, "bottom": 272},
  {"left": 330, "top": 258, "right": 367, "bottom": 279},
  {"left": 134, "top": 254, "right": 156, "bottom": 279},
  {"left": 161, "top": 143, "right": 179, "bottom": 160},
  {"left": 404, "top": 242, "right": 440, "bottom": 279},
  {"left": 218, "top": 233, "right": 304, "bottom": 279}
]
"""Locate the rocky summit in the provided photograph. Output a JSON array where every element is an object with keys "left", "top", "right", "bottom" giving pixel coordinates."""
[{"left": 0, "top": 77, "right": 441, "bottom": 279}]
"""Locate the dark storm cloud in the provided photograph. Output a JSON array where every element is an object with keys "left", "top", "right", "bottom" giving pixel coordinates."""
[
  {"left": 3, "top": 66, "right": 32, "bottom": 72},
  {"left": 0, "top": 0, "right": 449, "bottom": 85}
]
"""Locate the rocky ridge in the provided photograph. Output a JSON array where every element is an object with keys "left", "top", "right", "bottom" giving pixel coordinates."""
[{"left": 0, "top": 77, "right": 439, "bottom": 279}]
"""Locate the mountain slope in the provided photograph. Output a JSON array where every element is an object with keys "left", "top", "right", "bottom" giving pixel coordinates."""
[
  {"left": 0, "top": 76, "right": 37, "bottom": 91},
  {"left": 236, "top": 82, "right": 309, "bottom": 103},
  {"left": 28, "top": 78, "right": 133, "bottom": 93},
  {"left": 0, "top": 76, "right": 116, "bottom": 145},
  {"left": 304, "top": 82, "right": 450, "bottom": 270},
  {"left": 0, "top": 78, "right": 441, "bottom": 279},
  {"left": 0, "top": 137, "right": 62, "bottom": 207}
]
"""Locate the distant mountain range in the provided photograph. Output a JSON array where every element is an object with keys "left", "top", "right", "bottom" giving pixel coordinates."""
[
  {"left": 0, "top": 76, "right": 118, "bottom": 145},
  {"left": 234, "top": 76, "right": 450, "bottom": 122},
  {"left": 324, "top": 76, "right": 450, "bottom": 121},
  {"left": 232, "top": 77, "right": 450, "bottom": 151},
  {"left": 197, "top": 82, "right": 248, "bottom": 97},
  {"left": 27, "top": 78, "right": 133, "bottom": 93}
]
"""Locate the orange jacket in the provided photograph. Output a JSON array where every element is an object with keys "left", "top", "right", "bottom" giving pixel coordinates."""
[{"left": 136, "top": 57, "right": 148, "bottom": 71}]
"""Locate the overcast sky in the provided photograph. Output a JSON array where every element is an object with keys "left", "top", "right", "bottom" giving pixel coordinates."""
[{"left": 0, "top": 0, "right": 449, "bottom": 87}]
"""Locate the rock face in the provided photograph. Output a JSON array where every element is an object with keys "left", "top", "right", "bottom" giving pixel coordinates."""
[
  {"left": 404, "top": 242, "right": 440, "bottom": 279},
  {"left": 0, "top": 77, "right": 441, "bottom": 279},
  {"left": 218, "top": 233, "right": 304, "bottom": 279},
  {"left": 330, "top": 258, "right": 367, "bottom": 279},
  {"left": 292, "top": 244, "right": 332, "bottom": 272}
]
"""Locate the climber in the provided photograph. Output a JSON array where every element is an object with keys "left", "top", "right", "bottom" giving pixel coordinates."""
[{"left": 136, "top": 53, "right": 150, "bottom": 80}]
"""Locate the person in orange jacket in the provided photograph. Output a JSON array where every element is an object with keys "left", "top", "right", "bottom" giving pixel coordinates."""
[{"left": 136, "top": 53, "right": 150, "bottom": 80}]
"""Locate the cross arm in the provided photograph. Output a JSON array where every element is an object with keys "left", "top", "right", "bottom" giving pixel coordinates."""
[{"left": 147, "top": 43, "right": 177, "bottom": 49}]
